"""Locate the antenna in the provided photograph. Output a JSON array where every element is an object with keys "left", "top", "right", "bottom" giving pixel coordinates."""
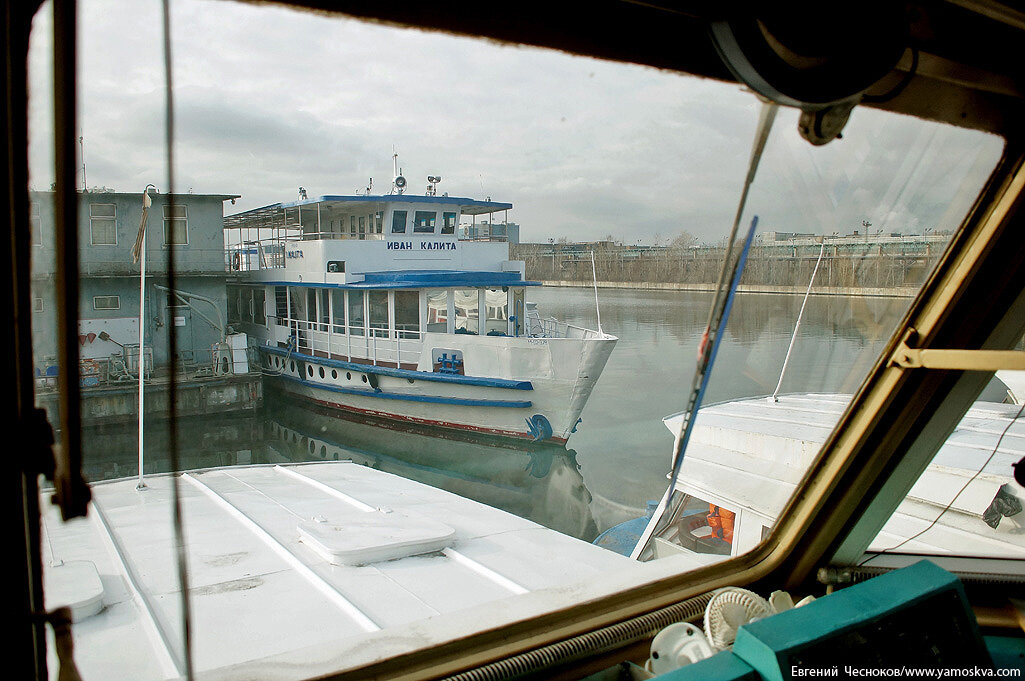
[
  {"left": 390, "top": 149, "right": 407, "bottom": 194},
  {"left": 79, "top": 135, "right": 87, "bottom": 191}
]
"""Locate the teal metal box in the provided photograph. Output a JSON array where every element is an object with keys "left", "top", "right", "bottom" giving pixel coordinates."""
[
  {"left": 654, "top": 650, "right": 759, "bottom": 680},
  {"left": 732, "top": 561, "right": 990, "bottom": 681}
]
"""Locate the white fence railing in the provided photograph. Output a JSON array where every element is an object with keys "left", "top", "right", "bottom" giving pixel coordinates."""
[
  {"left": 273, "top": 317, "right": 425, "bottom": 367},
  {"left": 524, "top": 311, "right": 602, "bottom": 339}
]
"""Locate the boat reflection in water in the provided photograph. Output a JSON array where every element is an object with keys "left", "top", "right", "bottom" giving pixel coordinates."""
[{"left": 262, "top": 398, "right": 600, "bottom": 541}]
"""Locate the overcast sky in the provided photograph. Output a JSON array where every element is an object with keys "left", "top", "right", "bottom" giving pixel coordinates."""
[{"left": 27, "top": 0, "right": 1006, "bottom": 244}]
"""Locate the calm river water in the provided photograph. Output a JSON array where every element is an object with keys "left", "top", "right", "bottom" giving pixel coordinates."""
[{"left": 79, "top": 287, "right": 1009, "bottom": 541}]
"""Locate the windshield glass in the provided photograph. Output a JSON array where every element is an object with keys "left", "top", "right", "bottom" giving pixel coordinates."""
[{"left": 27, "top": 1, "right": 1008, "bottom": 679}]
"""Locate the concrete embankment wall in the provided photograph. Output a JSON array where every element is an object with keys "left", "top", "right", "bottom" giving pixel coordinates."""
[
  {"left": 37, "top": 373, "right": 263, "bottom": 427},
  {"left": 540, "top": 280, "right": 918, "bottom": 298}
]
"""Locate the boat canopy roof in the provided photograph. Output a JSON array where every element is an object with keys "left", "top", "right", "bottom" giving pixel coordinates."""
[
  {"left": 663, "top": 394, "right": 1025, "bottom": 522},
  {"left": 260, "top": 269, "right": 540, "bottom": 289},
  {"left": 224, "top": 194, "right": 513, "bottom": 231}
]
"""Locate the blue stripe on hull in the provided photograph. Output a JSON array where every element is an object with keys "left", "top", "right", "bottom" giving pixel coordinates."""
[
  {"left": 259, "top": 345, "right": 533, "bottom": 391},
  {"left": 273, "top": 372, "right": 533, "bottom": 408}
]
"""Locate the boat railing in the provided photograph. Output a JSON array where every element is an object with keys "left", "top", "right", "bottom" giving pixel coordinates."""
[
  {"left": 225, "top": 233, "right": 385, "bottom": 272},
  {"left": 272, "top": 318, "right": 426, "bottom": 368},
  {"left": 524, "top": 311, "right": 604, "bottom": 340}
]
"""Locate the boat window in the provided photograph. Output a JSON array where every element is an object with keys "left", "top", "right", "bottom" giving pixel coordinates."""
[
  {"left": 509, "top": 288, "right": 525, "bottom": 336},
  {"left": 227, "top": 286, "right": 241, "bottom": 325},
  {"left": 391, "top": 210, "right": 407, "bottom": 234},
  {"left": 274, "top": 286, "right": 288, "bottom": 326},
  {"left": 454, "top": 288, "right": 478, "bottom": 335},
  {"left": 347, "top": 291, "right": 365, "bottom": 336},
  {"left": 252, "top": 288, "right": 266, "bottom": 325},
  {"left": 349, "top": 215, "right": 356, "bottom": 237},
  {"left": 441, "top": 212, "right": 457, "bottom": 235},
  {"left": 358, "top": 215, "right": 366, "bottom": 239},
  {"left": 640, "top": 492, "right": 735, "bottom": 560},
  {"left": 375, "top": 211, "right": 384, "bottom": 233},
  {"left": 331, "top": 289, "right": 345, "bottom": 333},
  {"left": 426, "top": 289, "right": 448, "bottom": 333},
  {"left": 306, "top": 288, "right": 317, "bottom": 332},
  {"left": 368, "top": 291, "right": 390, "bottom": 338},
  {"left": 414, "top": 210, "right": 436, "bottom": 233},
  {"left": 318, "top": 289, "right": 330, "bottom": 331},
  {"left": 394, "top": 291, "right": 420, "bottom": 339},
  {"left": 484, "top": 288, "right": 508, "bottom": 335}
]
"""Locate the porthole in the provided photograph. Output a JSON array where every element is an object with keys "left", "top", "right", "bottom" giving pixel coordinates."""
[
  {"left": 320, "top": 445, "right": 327, "bottom": 457},
  {"left": 290, "top": 361, "right": 296, "bottom": 372},
  {"left": 319, "top": 367, "right": 325, "bottom": 378},
  {"left": 331, "top": 369, "right": 338, "bottom": 379},
  {"left": 407, "top": 378, "right": 415, "bottom": 385},
  {"left": 346, "top": 372, "right": 351, "bottom": 380},
  {"left": 309, "top": 440, "right": 315, "bottom": 454},
  {"left": 307, "top": 365, "right": 314, "bottom": 377},
  {"left": 361, "top": 375, "right": 367, "bottom": 383}
]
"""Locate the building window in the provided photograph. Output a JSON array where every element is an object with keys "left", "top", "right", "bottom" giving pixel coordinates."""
[
  {"left": 30, "top": 202, "right": 41, "bottom": 245},
  {"left": 413, "top": 211, "right": 436, "bottom": 233},
  {"left": 163, "top": 204, "right": 188, "bottom": 245},
  {"left": 93, "top": 295, "right": 121, "bottom": 311},
  {"left": 90, "top": 203, "right": 117, "bottom": 245},
  {"left": 442, "top": 212, "right": 457, "bottom": 235},
  {"left": 391, "top": 210, "right": 407, "bottom": 234}
]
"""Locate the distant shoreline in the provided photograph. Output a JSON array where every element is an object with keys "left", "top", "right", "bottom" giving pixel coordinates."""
[{"left": 539, "top": 280, "right": 918, "bottom": 298}]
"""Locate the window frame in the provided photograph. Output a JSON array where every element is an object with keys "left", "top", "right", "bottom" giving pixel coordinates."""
[
  {"left": 88, "top": 202, "right": 117, "bottom": 246},
  {"left": 162, "top": 203, "right": 189, "bottom": 245},
  {"left": 413, "top": 210, "right": 437, "bottom": 233},
  {"left": 92, "top": 295, "right": 121, "bottom": 311}
]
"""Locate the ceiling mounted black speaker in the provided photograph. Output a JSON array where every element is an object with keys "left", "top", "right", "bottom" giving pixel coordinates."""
[{"left": 709, "top": 3, "right": 909, "bottom": 109}]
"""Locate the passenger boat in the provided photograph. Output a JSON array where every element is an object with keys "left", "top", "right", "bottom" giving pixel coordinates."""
[
  {"left": 223, "top": 177, "right": 615, "bottom": 444},
  {"left": 595, "top": 394, "right": 1025, "bottom": 567}
]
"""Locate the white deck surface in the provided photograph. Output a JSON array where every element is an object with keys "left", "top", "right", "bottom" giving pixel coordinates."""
[{"left": 42, "top": 461, "right": 640, "bottom": 680}]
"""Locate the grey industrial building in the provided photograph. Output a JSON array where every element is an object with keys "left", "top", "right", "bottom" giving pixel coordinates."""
[{"left": 30, "top": 189, "right": 239, "bottom": 379}]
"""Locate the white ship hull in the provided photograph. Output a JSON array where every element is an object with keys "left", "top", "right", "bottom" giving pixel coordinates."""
[{"left": 257, "top": 333, "right": 616, "bottom": 443}]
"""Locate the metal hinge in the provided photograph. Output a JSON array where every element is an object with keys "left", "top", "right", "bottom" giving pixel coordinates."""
[{"left": 889, "top": 328, "right": 1025, "bottom": 371}]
